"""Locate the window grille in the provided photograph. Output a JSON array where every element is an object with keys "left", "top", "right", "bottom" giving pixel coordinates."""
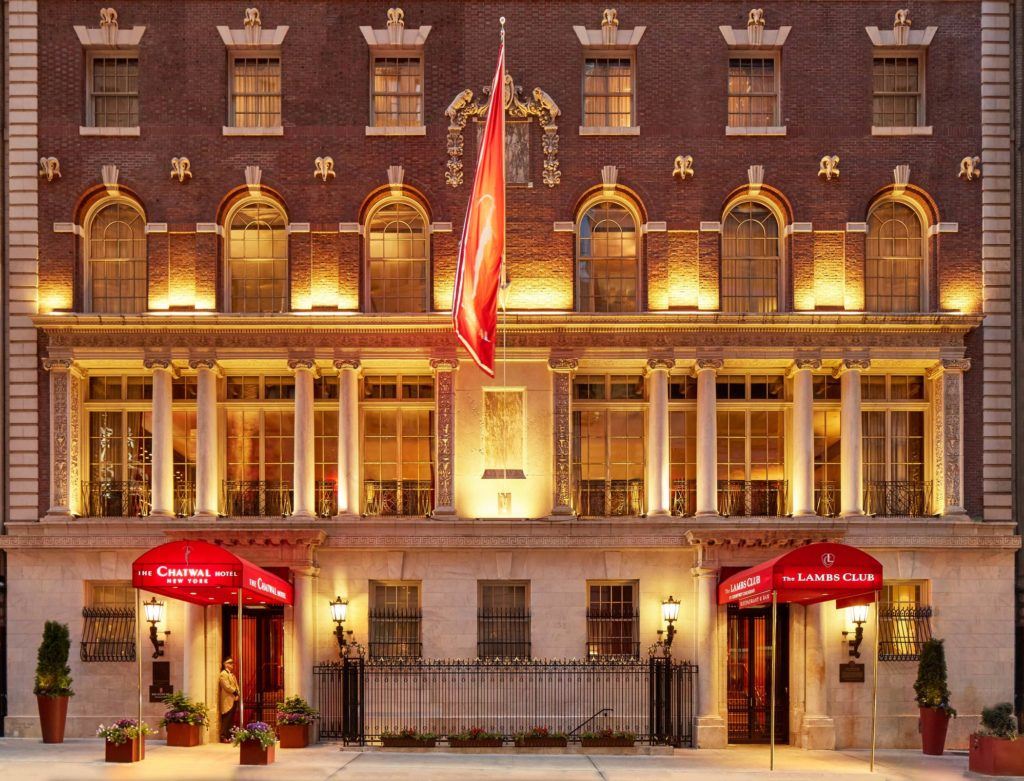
[
  {"left": 81, "top": 585, "right": 136, "bottom": 663},
  {"left": 586, "top": 582, "right": 639, "bottom": 659},
  {"left": 583, "top": 57, "right": 633, "bottom": 127},
  {"left": 872, "top": 56, "right": 922, "bottom": 127},
  {"left": 369, "top": 583, "right": 422, "bottom": 659},
  {"left": 727, "top": 57, "right": 778, "bottom": 127},
  {"left": 879, "top": 604, "right": 933, "bottom": 661},
  {"left": 89, "top": 56, "right": 139, "bottom": 127},
  {"left": 372, "top": 56, "right": 423, "bottom": 127},
  {"left": 478, "top": 582, "right": 531, "bottom": 659}
]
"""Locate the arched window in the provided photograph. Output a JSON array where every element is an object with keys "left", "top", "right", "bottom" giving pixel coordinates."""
[
  {"left": 86, "top": 199, "right": 147, "bottom": 313},
  {"left": 225, "top": 198, "right": 288, "bottom": 313},
  {"left": 721, "top": 201, "right": 781, "bottom": 313},
  {"left": 366, "top": 199, "right": 430, "bottom": 313},
  {"left": 576, "top": 199, "right": 639, "bottom": 312},
  {"left": 866, "top": 200, "right": 925, "bottom": 312}
]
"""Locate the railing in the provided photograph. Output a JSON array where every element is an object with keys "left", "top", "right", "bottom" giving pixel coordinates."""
[
  {"left": 671, "top": 480, "right": 694, "bottom": 517},
  {"left": 368, "top": 608, "right": 423, "bottom": 659},
  {"left": 717, "top": 480, "right": 788, "bottom": 517},
  {"left": 878, "top": 604, "right": 933, "bottom": 662},
  {"left": 317, "top": 480, "right": 338, "bottom": 518},
  {"left": 174, "top": 481, "right": 196, "bottom": 517},
  {"left": 863, "top": 480, "right": 932, "bottom": 517},
  {"left": 222, "top": 480, "right": 293, "bottom": 517},
  {"left": 814, "top": 481, "right": 839, "bottom": 518},
  {"left": 80, "top": 607, "right": 136, "bottom": 662},
  {"left": 363, "top": 480, "right": 433, "bottom": 517},
  {"left": 81, "top": 481, "right": 150, "bottom": 517},
  {"left": 575, "top": 479, "right": 646, "bottom": 517},
  {"left": 477, "top": 609, "right": 531, "bottom": 660},
  {"left": 586, "top": 608, "right": 641, "bottom": 659}
]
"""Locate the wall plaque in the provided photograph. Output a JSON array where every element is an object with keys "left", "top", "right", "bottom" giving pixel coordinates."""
[{"left": 839, "top": 662, "right": 866, "bottom": 683}]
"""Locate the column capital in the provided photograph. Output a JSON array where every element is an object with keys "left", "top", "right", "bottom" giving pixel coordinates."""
[
  {"left": 792, "top": 357, "right": 822, "bottom": 371},
  {"left": 430, "top": 357, "right": 459, "bottom": 372},
  {"left": 928, "top": 357, "right": 971, "bottom": 378},
  {"left": 189, "top": 357, "right": 221, "bottom": 374},
  {"left": 695, "top": 357, "right": 724, "bottom": 373},
  {"left": 548, "top": 357, "right": 579, "bottom": 373},
  {"left": 333, "top": 358, "right": 361, "bottom": 372},
  {"left": 288, "top": 357, "right": 319, "bottom": 376},
  {"left": 691, "top": 566, "right": 719, "bottom": 580},
  {"left": 646, "top": 357, "right": 675, "bottom": 372},
  {"left": 835, "top": 357, "right": 871, "bottom": 376},
  {"left": 42, "top": 357, "right": 73, "bottom": 372},
  {"left": 144, "top": 357, "right": 178, "bottom": 377}
]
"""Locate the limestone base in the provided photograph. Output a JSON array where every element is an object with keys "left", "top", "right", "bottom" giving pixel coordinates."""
[
  {"left": 695, "top": 716, "right": 728, "bottom": 748},
  {"left": 799, "top": 716, "right": 836, "bottom": 750}
]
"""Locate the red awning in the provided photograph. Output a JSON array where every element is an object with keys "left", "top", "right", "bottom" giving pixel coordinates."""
[
  {"left": 717, "top": 542, "right": 883, "bottom": 608},
  {"left": 132, "top": 540, "right": 293, "bottom": 606}
]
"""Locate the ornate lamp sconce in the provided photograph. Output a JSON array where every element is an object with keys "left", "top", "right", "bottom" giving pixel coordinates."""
[
  {"left": 143, "top": 597, "right": 168, "bottom": 659},
  {"left": 330, "top": 596, "right": 362, "bottom": 657},
  {"left": 842, "top": 604, "right": 868, "bottom": 659},
  {"left": 661, "top": 595, "right": 680, "bottom": 649}
]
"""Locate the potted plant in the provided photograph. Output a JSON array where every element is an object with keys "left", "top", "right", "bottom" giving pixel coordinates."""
[
  {"left": 231, "top": 721, "right": 278, "bottom": 765},
  {"left": 914, "top": 638, "right": 956, "bottom": 755},
  {"left": 160, "top": 692, "right": 209, "bottom": 746},
  {"left": 969, "top": 702, "right": 1024, "bottom": 776},
  {"left": 580, "top": 728, "right": 636, "bottom": 748},
  {"left": 380, "top": 727, "right": 438, "bottom": 748},
  {"left": 514, "top": 726, "right": 568, "bottom": 748},
  {"left": 449, "top": 726, "right": 503, "bottom": 748},
  {"left": 276, "top": 695, "right": 318, "bottom": 748},
  {"left": 34, "top": 621, "right": 74, "bottom": 743},
  {"left": 97, "top": 719, "right": 153, "bottom": 763}
]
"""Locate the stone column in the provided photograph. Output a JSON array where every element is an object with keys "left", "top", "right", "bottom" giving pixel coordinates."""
[
  {"left": 430, "top": 358, "right": 459, "bottom": 518},
  {"left": 800, "top": 602, "right": 836, "bottom": 749},
  {"left": 289, "top": 359, "right": 317, "bottom": 518},
  {"left": 693, "top": 565, "right": 727, "bottom": 748},
  {"left": 146, "top": 359, "right": 177, "bottom": 518},
  {"left": 180, "top": 602, "right": 206, "bottom": 706},
  {"left": 291, "top": 567, "right": 317, "bottom": 702},
  {"left": 191, "top": 359, "right": 220, "bottom": 518},
  {"left": 929, "top": 358, "right": 970, "bottom": 516},
  {"left": 44, "top": 358, "right": 83, "bottom": 518},
  {"left": 695, "top": 359, "right": 722, "bottom": 516},
  {"left": 335, "top": 359, "right": 361, "bottom": 516},
  {"left": 790, "top": 358, "right": 820, "bottom": 517},
  {"left": 548, "top": 358, "right": 578, "bottom": 517},
  {"left": 646, "top": 358, "right": 674, "bottom": 517},
  {"left": 839, "top": 358, "right": 870, "bottom": 517}
]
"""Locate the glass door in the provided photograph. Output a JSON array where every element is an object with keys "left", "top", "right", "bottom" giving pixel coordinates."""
[{"left": 727, "top": 603, "right": 788, "bottom": 743}]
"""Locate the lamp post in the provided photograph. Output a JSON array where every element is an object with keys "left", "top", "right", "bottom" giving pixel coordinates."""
[
  {"left": 143, "top": 597, "right": 167, "bottom": 658},
  {"left": 330, "top": 596, "right": 348, "bottom": 656},
  {"left": 661, "top": 595, "right": 680, "bottom": 649}
]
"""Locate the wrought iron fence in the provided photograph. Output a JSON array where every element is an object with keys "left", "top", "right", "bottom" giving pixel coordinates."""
[
  {"left": 671, "top": 479, "right": 694, "bottom": 517},
  {"left": 477, "top": 609, "right": 531, "bottom": 660},
  {"left": 878, "top": 604, "right": 933, "bottom": 661},
  {"left": 222, "top": 480, "right": 293, "bottom": 517},
  {"left": 81, "top": 481, "right": 150, "bottom": 517},
  {"left": 368, "top": 608, "right": 423, "bottom": 659},
  {"left": 717, "top": 480, "right": 788, "bottom": 517},
  {"left": 315, "top": 657, "right": 696, "bottom": 746},
  {"left": 317, "top": 480, "right": 338, "bottom": 517},
  {"left": 363, "top": 480, "right": 433, "bottom": 517},
  {"left": 863, "top": 480, "right": 932, "bottom": 517},
  {"left": 80, "top": 607, "right": 136, "bottom": 662},
  {"left": 574, "top": 479, "right": 646, "bottom": 517}
]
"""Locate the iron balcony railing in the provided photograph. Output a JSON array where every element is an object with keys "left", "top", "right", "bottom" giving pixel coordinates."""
[
  {"left": 363, "top": 480, "right": 433, "bottom": 517},
  {"left": 368, "top": 608, "right": 423, "bottom": 660},
  {"left": 222, "top": 480, "right": 293, "bottom": 517},
  {"left": 477, "top": 609, "right": 532, "bottom": 660},
  {"left": 863, "top": 480, "right": 932, "bottom": 517},
  {"left": 317, "top": 480, "right": 338, "bottom": 518},
  {"left": 81, "top": 480, "right": 150, "bottom": 518},
  {"left": 574, "top": 479, "right": 646, "bottom": 517},
  {"left": 717, "top": 480, "right": 788, "bottom": 517},
  {"left": 671, "top": 480, "right": 695, "bottom": 517},
  {"left": 814, "top": 481, "right": 839, "bottom": 518},
  {"left": 878, "top": 604, "right": 933, "bottom": 661},
  {"left": 174, "top": 481, "right": 196, "bottom": 517}
]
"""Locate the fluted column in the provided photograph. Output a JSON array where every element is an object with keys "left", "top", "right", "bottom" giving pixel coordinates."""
[
  {"left": 695, "top": 359, "right": 723, "bottom": 516},
  {"left": 431, "top": 358, "right": 459, "bottom": 518},
  {"left": 290, "top": 359, "right": 317, "bottom": 518},
  {"left": 800, "top": 602, "right": 836, "bottom": 749},
  {"left": 335, "top": 359, "right": 361, "bottom": 516},
  {"left": 190, "top": 359, "right": 221, "bottom": 518},
  {"left": 646, "top": 358, "right": 674, "bottom": 517},
  {"left": 694, "top": 565, "right": 727, "bottom": 748},
  {"left": 839, "top": 358, "right": 870, "bottom": 517},
  {"left": 146, "top": 359, "right": 177, "bottom": 518},
  {"left": 790, "top": 358, "right": 820, "bottom": 517},
  {"left": 43, "top": 358, "right": 83, "bottom": 518},
  {"left": 929, "top": 358, "right": 970, "bottom": 516},
  {"left": 548, "top": 358, "right": 578, "bottom": 517}
]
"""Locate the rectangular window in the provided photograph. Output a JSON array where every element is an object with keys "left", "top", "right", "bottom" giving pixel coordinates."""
[
  {"left": 88, "top": 55, "right": 139, "bottom": 127},
  {"left": 314, "top": 408, "right": 339, "bottom": 517},
  {"left": 230, "top": 56, "right": 282, "bottom": 128},
  {"left": 586, "top": 581, "right": 639, "bottom": 658},
  {"left": 583, "top": 57, "right": 634, "bottom": 128},
  {"left": 727, "top": 57, "right": 779, "bottom": 128},
  {"left": 371, "top": 56, "right": 423, "bottom": 127},
  {"left": 872, "top": 56, "right": 922, "bottom": 127},
  {"left": 369, "top": 581, "right": 421, "bottom": 659},
  {"left": 813, "top": 408, "right": 841, "bottom": 517},
  {"left": 879, "top": 581, "right": 932, "bottom": 661},
  {"left": 862, "top": 375, "right": 928, "bottom": 517},
  {"left": 81, "top": 581, "right": 136, "bottom": 662},
  {"left": 669, "top": 373, "right": 697, "bottom": 517},
  {"left": 477, "top": 581, "right": 531, "bottom": 659},
  {"left": 85, "top": 407, "right": 152, "bottom": 518}
]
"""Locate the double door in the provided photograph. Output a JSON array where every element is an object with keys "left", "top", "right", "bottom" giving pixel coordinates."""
[
  {"left": 225, "top": 606, "right": 285, "bottom": 726},
  {"left": 726, "top": 603, "right": 788, "bottom": 744}
]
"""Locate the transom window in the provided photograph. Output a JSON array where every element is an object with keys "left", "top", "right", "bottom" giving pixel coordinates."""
[
  {"left": 86, "top": 201, "right": 147, "bottom": 314},
  {"left": 872, "top": 56, "right": 923, "bottom": 127},
  {"left": 586, "top": 581, "right": 639, "bottom": 659},
  {"left": 478, "top": 581, "right": 531, "bottom": 659},
  {"left": 226, "top": 199, "right": 289, "bottom": 313},
  {"left": 88, "top": 56, "right": 139, "bottom": 127},
  {"left": 229, "top": 56, "right": 281, "bottom": 128},
  {"left": 866, "top": 201, "right": 925, "bottom": 312},
  {"left": 721, "top": 202, "right": 781, "bottom": 313},
  {"left": 577, "top": 200, "right": 640, "bottom": 312},
  {"left": 582, "top": 57, "right": 634, "bottom": 128},
  {"left": 727, "top": 57, "right": 779, "bottom": 128},
  {"left": 366, "top": 200, "right": 430, "bottom": 313},
  {"left": 371, "top": 56, "right": 423, "bottom": 127},
  {"left": 369, "top": 581, "right": 422, "bottom": 659}
]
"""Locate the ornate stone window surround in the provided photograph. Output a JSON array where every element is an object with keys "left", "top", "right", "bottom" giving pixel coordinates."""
[
  {"left": 218, "top": 15, "right": 288, "bottom": 136},
  {"left": 361, "top": 9, "right": 431, "bottom": 136},
  {"left": 574, "top": 13, "right": 645, "bottom": 136},
  {"left": 866, "top": 15, "right": 936, "bottom": 136},
  {"left": 719, "top": 15, "right": 790, "bottom": 137},
  {"left": 75, "top": 11, "right": 145, "bottom": 137}
]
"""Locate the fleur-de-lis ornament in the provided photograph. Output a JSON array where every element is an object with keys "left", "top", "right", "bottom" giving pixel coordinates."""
[
  {"left": 314, "top": 156, "right": 336, "bottom": 181},
  {"left": 170, "top": 157, "right": 192, "bottom": 183},
  {"left": 39, "top": 157, "right": 61, "bottom": 182},
  {"left": 672, "top": 155, "right": 694, "bottom": 180},
  {"left": 958, "top": 156, "right": 980, "bottom": 181},
  {"left": 894, "top": 9, "right": 911, "bottom": 45},
  {"left": 818, "top": 155, "right": 840, "bottom": 181}
]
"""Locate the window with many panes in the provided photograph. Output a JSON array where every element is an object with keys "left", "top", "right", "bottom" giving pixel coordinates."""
[
  {"left": 586, "top": 581, "right": 639, "bottom": 658},
  {"left": 812, "top": 375, "right": 842, "bottom": 517},
  {"left": 572, "top": 375, "right": 645, "bottom": 516},
  {"left": 369, "top": 581, "right": 421, "bottom": 659},
  {"left": 866, "top": 200, "right": 925, "bottom": 312},
  {"left": 172, "top": 375, "right": 198, "bottom": 517},
  {"left": 577, "top": 200, "right": 640, "bottom": 312},
  {"left": 582, "top": 57, "right": 634, "bottom": 128},
  {"left": 879, "top": 580, "right": 932, "bottom": 661},
  {"left": 366, "top": 199, "right": 430, "bottom": 313},
  {"left": 87, "top": 55, "right": 139, "bottom": 127},
  {"left": 872, "top": 55, "right": 923, "bottom": 128},
  {"left": 81, "top": 581, "right": 136, "bottom": 662},
  {"left": 727, "top": 56, "right": 779, "bottom": 128},
  {"left": 371, "top": 56, "right": 423, "bottom": 128},
  {"left": 229, "top": 56, "right": 281, "bottom": 128},
  {"left": 478, "top": 581, "right": 531, "bottom": 659},
  {"left": 362, "top": 375, "right": 434, "bottom": 516},
  {"left": 226, "top": 199, "right": 289, "bottom": 313},
  {"left": 861, "top": 375, "right": 928, "bottom": 516},
  {"left": 721, "top": 201, "right": 781, "bottom": 313},
  {"left": 86, "top": 200, "right": 147, "bottom": 314},
  {"left": 84, "top": 376, "right": 153, "bottom": 517},
  {"left": 669, "top": 375, "right": 697, "bottom": 517},
  {"left": 314, "top": 374, "right": 340, "bottom": 517}
]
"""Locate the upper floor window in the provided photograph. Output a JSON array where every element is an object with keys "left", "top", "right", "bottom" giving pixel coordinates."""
[
  {"left": 582, "top": 57, "right": 634, "bottom": 128},
  {"left": 87, "top": 55, "right": 139, "bottom": 128},
  {"left": 86, "top": 200, "right": 147, "bottom": 314},
  {"left": 721, "top": 201, "right": 781, "bottom": 313},
  {"left": 866, "top": 200, "right": 925, "bottom": 312},
  {"left": 576, "top": 199, "right": 640, "bottom": 312},
  {"left": 229, "top": 56, "right": 281, "bottom": 129},
  {"left": 862, "top": 374, "right": 928, "bottom": 517},
  {"left": 872, "top": 56, "right": 923, "bottom": 128},
  {"left": 371, "top": 56, "right": 423, "bottom": 128},
  {"left": 727, "top": 56, "right": 779, "bottom": 129},
  {"left": 365, "top": 199, "right": 430, "bottom": 313},
  {"left": 225, "top": 198, "right": 289, "bottom": 313}
]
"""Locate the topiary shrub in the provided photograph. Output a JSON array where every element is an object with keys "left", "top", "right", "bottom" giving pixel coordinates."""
[
  {"left": 33, "top": 621, "right": 74, "bottom": 697},
  {"left": 914, "top": 638, "right": 955, "bottom": 716},
  {"left": 980, "top": 703, "right": 1019, "bottom": 740}
]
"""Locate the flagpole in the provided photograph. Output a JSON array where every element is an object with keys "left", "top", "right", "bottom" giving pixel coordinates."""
[{"left": 499, "top": 16, "right": 510, "bottom": 505}]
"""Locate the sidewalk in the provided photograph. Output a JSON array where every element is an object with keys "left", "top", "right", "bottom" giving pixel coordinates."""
[{"left": 0, "top": 739, "right": 975, "bottom": 781}]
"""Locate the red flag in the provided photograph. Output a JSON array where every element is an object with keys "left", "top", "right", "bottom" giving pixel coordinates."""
[{"left": 453, "top": 44, "right": 505, "bottom": 376}]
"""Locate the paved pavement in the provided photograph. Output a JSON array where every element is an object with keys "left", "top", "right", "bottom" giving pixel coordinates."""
[{"left": 0, "top": 739, "right": 979, "bottom": 781}]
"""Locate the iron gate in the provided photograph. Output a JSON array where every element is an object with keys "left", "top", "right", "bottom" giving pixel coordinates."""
[{"left": 315, "top": 656, "right": 696, "bottom": 747}]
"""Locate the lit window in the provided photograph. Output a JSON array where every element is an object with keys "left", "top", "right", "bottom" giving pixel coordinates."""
[
  {"left": 371, "top": 56, "right": 423, "bottom": 127},
  {"left": 721, "top": 202, "right": 781, "bottom": 313},
  {"left": 669, "top": 375, "right": 697, "bottom": 517},
  {"left": 171, "top": 376, "right": 197, "bottom": 517},
  {"left": 88, "top": 56, "right": 139, "bottom": 127},
  {"left": 586, "top": 582, "right": 638, "bottom": 659},
  {"left": 81, "top": 581, "right": 136, "bottom": 662},
  {"left": 369, "top": 582, "right": 421, "bottom": 659},
  {"left": 727, "top": 57, "right": 779, "bottom": 128},
  {"left": 226, "top": 199, "right": 289, "bottom": 313},
  {"left": 879, "top": 581, "right": 932, "bottom": 661},
  {"left": 86, "top": 201, "right": 147, "bottom": 314},
  {"left": 84, "top": 377, "right": 153, "bottom": 517},
  {"left": 229, "top": 56, "right": 281, "bottom": 128},
  {"left": 478, "top": 581, "right": 531, "bottom": 659},
  {"left": 583, "top": 57, "right": 634, "bottom": 128},
  {"left": 366, "top": 200, "right": 430, "bottom": 313},
  {"left": 577, "top": 200, "right": 640, "bottom": 312},
  {"left": 866, "top": 201, "right": 925, "bottom": 312},
  {"left": 872, "top": 56, "right": 923, "bottom": 127},
  {"left": 862, "top": 375, "right": 928, "bottom": 516}
]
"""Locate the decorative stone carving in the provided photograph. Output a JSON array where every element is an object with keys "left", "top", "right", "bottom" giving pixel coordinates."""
[
  {"left": 837, "top": 358, "right": 872, "bottom": 375},
  {"left": 314, "top": 156, "right": 335, "bottom": 181},
  {"left": 864, "top": 12, "right": 936, "bottom": 48},
  {"left": 646, "top": 358, "right": 676, "bottom": 371},
  {"left": 747, "top": 165, "right": 764, "bottom": 195},
  {"left": 720, "top": 11, "right": 790, "bottom": 48},
  {"left": 333, "top": 358, "right": 362, "bottom": 371},
  {"left": 548, "top": 358, "right": 578, "bottom": 516},
  {"left": 39, "top": 157, "right": 61, "bottom": 182},
  {"left": 893, "top": 9, "right": 911, "bottom": 46},
  {"left": 218, "top": 11, "right": 287, "bottom": 49},
  {"left": 143, "top": 357, "right": 173, "bottom": 371},
  {"left": 747, "top": 8, "right": 766, "bottom": 46},
  {"left": 601, "top": 165, "right": 618, "bottom": 195},
  {"left": 445, "top": 75, "right": 561, "bottom": 188},
  {"left": 548, "top": 358, "right": 579, "bottom": 372},
  {"left": 188, "top": 358, "right": 219, "bottom": 371},
  {"left": 75, "top": 9, "right": 145, "bottom": 49},
  {"left": 244, "top": 7, "right": 262, "bottom": 43},
  {"left": 673, "top": 155, "right": 694, "bottom": 180},
  {"left": 575, "top": 10, "right": 645, "bottom": 48},
  {"left": 695, "top": 358, "right": 724, "bottom": 372},
  {"left": 431, "top": 359, "right": 458, "bottom": 515},
  {"left": 958, "top": 156, "right": 980, "bottom": 181},
  {"left": 601, "top": 8, "right": 619, "bottom": 45},
  {"left": 818, "top": 155, "right": 840, "bottom": 181},
  {"left": 101, "top": 164, "right": 119, "bottom": 196},
  {"left": 44, "top": 359, "right": 81, "bottom": 516},
  {"left": 361, "top": 8, "right": 430, "bottom": 49},
  {"left": 170, "top": 157, "right": 192, "bottom": 183},
  {"left": 930, "top": 358, "right": 969, "bottom": 515},
  {"left": 288, "top": 358, "right": 317, "bottom": 372},
  {"left": 387, "top": 7, "right": 405, "bottom": 44},
  {"left": 99, "top": 7, "right": 119, "bottom": 44},
  {"left": 387, "top": 164, "right": 405, "bottom": 195},
  {"left": 892, "top": 164, "right": 910, "bottom": 195},
  {"left": 793, "top": 358, "right": 822, "bottom": 371},
  {"left": 245, "top": 165, "right": 262, "bottom": 195}
]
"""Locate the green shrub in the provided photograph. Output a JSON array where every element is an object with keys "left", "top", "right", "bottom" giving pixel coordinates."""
[
  {"left": 980, "top": 703, "right": 1018, "bottom": 740},
  {"left": 33, "top": 621, "right": 73, "bottom": 697},
  {"left": 913, "top": 638, "right": 955, "bottom": 717}
]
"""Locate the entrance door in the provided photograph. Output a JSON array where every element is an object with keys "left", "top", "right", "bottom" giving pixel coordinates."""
[
  {"left": 726, "top": 603, "right": 788, "bottom": 744},
  {"left": 225, "top": 606, "right": 285, "bottom": 726}
]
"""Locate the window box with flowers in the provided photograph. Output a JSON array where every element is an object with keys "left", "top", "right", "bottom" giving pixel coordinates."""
[
  {"left": 448, "top": 727, "right": 504, "bottom": 748},
  {"left": 160, "top": 692, "right": 209, "bottom": 747},
  {"left": 231, "top": 721, "right": 278, "bottom": 765},
  {"left": 97, "top": 719, "right": 153, "bottom": 763},
  {"left": 380, "top": 727, "right": 437, "bottom": 748},
  {"left": 276, "top": 695, "right": 318, "bottom": 748},
  {"left": 579, "top": 729, "right": 636, "bottom": 748},
  {"left": 514, "top": 726, "right": 568, "bottom": 748}
]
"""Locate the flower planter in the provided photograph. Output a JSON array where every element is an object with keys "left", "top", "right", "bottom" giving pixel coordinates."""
[
  {"left": 580, "top": 738, "right": 635, "bottom": 748},
  {"left": 969, "top": 734, "right": 1024, "bottom": 776},
  {"left": 449, "top": 738, "right": 503, "bottom": 748},
  {"left": 166, "top": 722, "right": 203, "bottom": 747},
  {"left": 36, "top": 695, "right": 69, "bottom": 744},
  {"left": 277, "top": 723, "right": 310, "bottom": 749},
  {"left": 381, "top": 738, "right": 437, "bottom": 748},
  {"left": 515, "top": 737, "right": 568, "bottom": 748},
  {"left": 919, "top": 707, "right": 951, "bottom": 756},
  {"left": 104, "top": 738, "right": 141, "bottom": 763},
  {"left": 239, "top": 739, "right": 276, "bottom": 765}
]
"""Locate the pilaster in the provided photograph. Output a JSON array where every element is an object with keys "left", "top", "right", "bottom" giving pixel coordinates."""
[
  {"left": 430, "top": 358, "right": 459, "bottom": 518},
  {"left": 929, "top": 358, "right": 970, "bottom": 516},
  {"left": 548, "top": 358, "right": 578, "bottom": 517}
]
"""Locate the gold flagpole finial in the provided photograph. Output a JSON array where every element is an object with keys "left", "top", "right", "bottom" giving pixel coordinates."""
[{"left": 500, "top": 16, "right": 506, "bottom": 42}]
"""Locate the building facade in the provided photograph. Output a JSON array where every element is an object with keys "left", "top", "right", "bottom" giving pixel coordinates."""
[{"left": 1, "top": 0, "right": 1018, "bottom": 751}]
